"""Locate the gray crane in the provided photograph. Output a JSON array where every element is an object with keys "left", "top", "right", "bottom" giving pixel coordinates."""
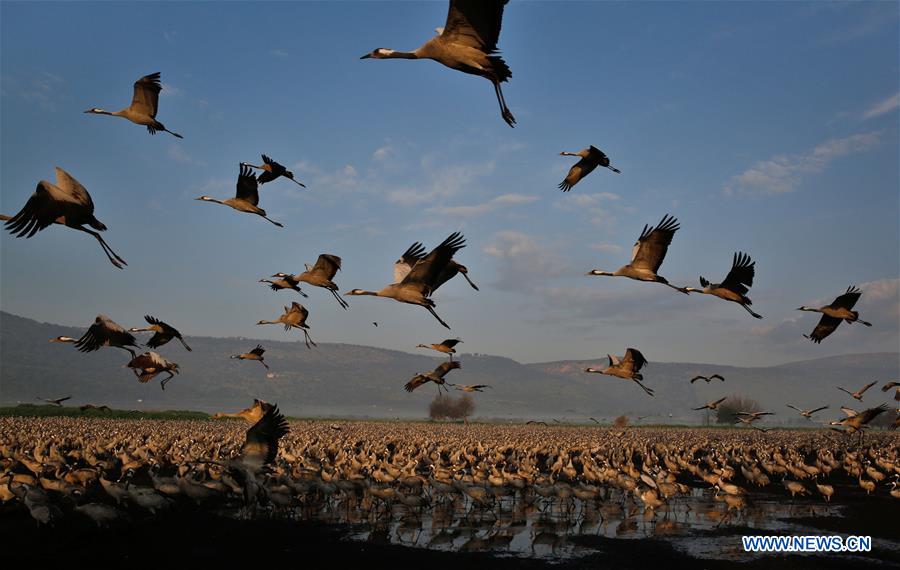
[
  {"left": 361, "top": 0, "right": 515, "bottom": 127},
  {"left": 2, "top": 167, "right": 127, "bottom": 268},
  {"left": 195, "top": 165, "right": 283, "bottom": 227},
  {"left": 685, "top": 252, "right": 763, "bottom": 319},
  {"left": 587, "top": 214, "right": 688, "bottom": 294},
  {"left": 84, "top": 72, "right": 183, "bottom": 138},
  {"left": 345, "top": 232, "right": 467, "bottom": 329},
  {"left": 558, "top": 146, "right": 620, "bottom": 192},
  {"left": 798, "top": 286, "right": 872, "bottom": 343}
]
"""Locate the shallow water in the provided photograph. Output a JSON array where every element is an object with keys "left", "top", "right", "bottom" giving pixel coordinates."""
[{"left": 217, "top": 487, "right": 900, "bottom": 562}]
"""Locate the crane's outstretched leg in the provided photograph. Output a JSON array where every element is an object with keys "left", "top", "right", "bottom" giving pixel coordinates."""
[
  {"left": 161, "top": 372, "right": 175, "bottom": 390},
  {"left": 633, "top": 379, "right": 655, "bottom": 397},
  {"left": 77, "top": 227, "right": 127, "bottom": 268},
  {"left": 178, "top": 337, "right": 193, "bottom": 352},
  {"left": 259, "top": 214, "right": 284, "bottom": 228},
  {"left": 493, "top": 81, "right": 516, "bottom": 128},
  {"left": 302, "top": 329, "right": 317, "bottom": 349},
  {"left": 425, "top": 305, "right": 451, "bottom": 330},
  {"left": 461, "top": 272, "right": 479, "bottom": 291},
  {"left": 741, "top": 304, "right": 763, "bottom": 319},
  {"left": 848, "top": 318, "right": 872, "bottom": 327},
  {"left": 296, "top": 288, "right": 309, "bottom": 298},
  {"left": 331, "top": 288, "right": 350, "bottom": 310}
]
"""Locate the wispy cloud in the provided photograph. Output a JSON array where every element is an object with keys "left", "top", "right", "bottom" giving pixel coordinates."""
[
  {"left": 387, "top": 160, "right": 495, "bottom": 205},
  {"left": 167, "top": 144, "right": 206, "bottom": 167},
  {"left": 270, "top": 49, "right": 289, "bottom": 57},
  {"left": 163, "top": 30, "right": 177, "bottom": 43},
  {"left": 724, "top": 132, "right": 881, "bottom": 195},
  {"left": 372, "top": 145, "right": 392, "bottom": 161},
  {"left": 750, "top": 278, "right": 899, "bottom": 347},
  {"left": 589, "top": 243, "right": 623, "bottom": 254},
  {"left": 483, "top": 231, "right": 568, "bottom": 293},
  {"left": 160, "top": 83, "right": 184, "bottom": 97},
  {"left": 5, "top": 72, "right": 65, "bottom": 111},
  {"left": 862, "top": 92, "right": 899, "bottom": 120},
  {"left": 432, "top": 193, "right": 539, "bottom": 218}
]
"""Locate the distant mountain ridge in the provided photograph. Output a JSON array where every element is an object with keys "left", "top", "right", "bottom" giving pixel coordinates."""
[{"left": 1, "top": 311, "right": 897, "bottom": 422}]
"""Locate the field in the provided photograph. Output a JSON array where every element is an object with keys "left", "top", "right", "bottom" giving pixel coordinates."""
[{"left": 2, "top": 416, "right": 898, "bottom": 568}]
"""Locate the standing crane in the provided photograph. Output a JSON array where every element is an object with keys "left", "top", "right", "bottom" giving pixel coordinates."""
[
  {"left": 345, "top": 232, "right": 466, "bottom": 329},
  {"left": 2, "top": 167, "right": 127, "bottom": 268},
  {"left": 361, "top": 0, "right": 516, "bottom": 127},
  {"left": 587, "top": 214, "right": 688, "bottom": 294},
  {"left": 84, "top": 72, "right": 183, "bottom": 138},
  {"left": 241, "top": 155, "right": 306, "bottom": 187},
  {"left": 257, "top": 302, "right": 317, "bottom": 349},
  {"left": 195, "top": 165, "right": 283, "bottom": 227},
  {"left": 584, "top": 348, "right": 653, "bottom": 396},
  {"left": 685, "top": 252, "right": 763, "bottom": 319},
  {"left": 558, "top": 146, "right": 620, "bottom": 192},
  {"left": 128, "top": 315, "right": 191, "bottom": 351},
  {"left": 50, "top": 315, "right": 139, "bottom": 357},
  {"left": 798, "top": 286, "right": 872, "bottom": 343}
]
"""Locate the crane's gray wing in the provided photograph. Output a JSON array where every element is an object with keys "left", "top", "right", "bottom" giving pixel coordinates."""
[
  {"left": 235, "top": 164, "right": 260, "bottom": 205},
  {"left": 442, "top": 0, "right": 508, "bottom": 52},
  {"left": 630, "top": 215, "right": 679, "bottom": 273},
  {"left": 130, "top": 72, "right": 162, "bottom": 118}
]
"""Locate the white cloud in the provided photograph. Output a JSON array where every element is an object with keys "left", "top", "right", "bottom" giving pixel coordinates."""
[
  {"left": 484, "top": 231, "right": 567, "bottom": 293},
  {"left": 270, "top": 49, "right": 289, "bottom": 57},
  {"left": 372, "top": 145, "right": 392, "bottom": 161},
  {"left": 433, "top": 193, "right": 539, "bottom": 218},
  {"left": 725, "top": 132, "right": 881, "bottom": 195},
  {"left": 160, "top": 83, "right": 183, "bottom": 97},
  {"left": 862, "top": 92, "right": 899, "bottom": 120},
  {"left": 387, "top": 160, "right": 495, "bottom": 205}
]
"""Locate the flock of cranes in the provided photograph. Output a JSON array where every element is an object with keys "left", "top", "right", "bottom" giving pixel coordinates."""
[{"left": 1, "top": 0, "right": 895, "bottom": 432}]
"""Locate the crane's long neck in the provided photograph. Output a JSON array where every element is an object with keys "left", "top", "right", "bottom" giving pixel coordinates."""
[
  {"left": 797, "top": 307, "right": 819, "bottom": 312},
  {"left": 587, "top": 270, "right": 615, "bottom": 277},
  {"left": 383, "top": 49, "right": 419, "bottom": 59}
]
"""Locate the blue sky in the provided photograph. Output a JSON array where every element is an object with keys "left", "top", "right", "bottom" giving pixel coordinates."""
[{"left": 1, "top": 1, "right": 897, "bottom": 366}]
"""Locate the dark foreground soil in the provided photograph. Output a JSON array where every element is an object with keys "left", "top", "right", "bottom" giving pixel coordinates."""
[{"left": 3, "top": 498, "right": 897, "bottom": 569}]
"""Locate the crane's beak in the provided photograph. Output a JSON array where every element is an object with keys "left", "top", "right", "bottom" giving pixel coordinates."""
[{"left": 360, "top": 53, "right": 372, "bottom": 59}]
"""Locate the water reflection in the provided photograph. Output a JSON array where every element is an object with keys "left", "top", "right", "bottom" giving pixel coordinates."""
[{"left": 218, "top": 486, "right": 898, "bottom": 561}]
